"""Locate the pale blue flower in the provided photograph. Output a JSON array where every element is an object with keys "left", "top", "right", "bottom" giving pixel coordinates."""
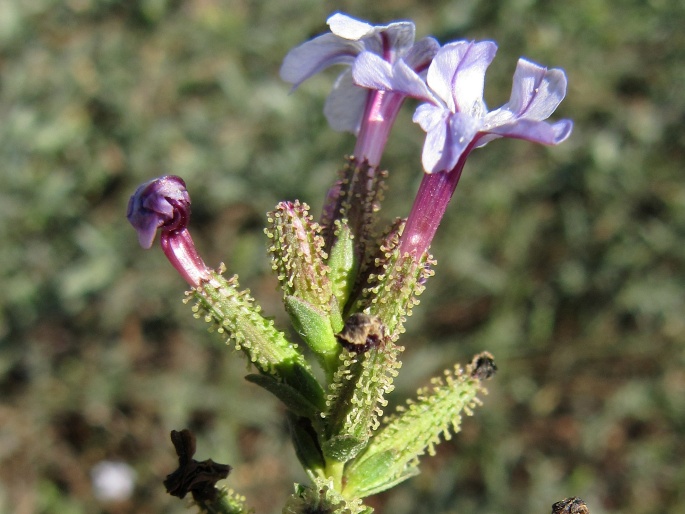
[
  {"left": 353, "top": 40, "right": 573, "bottom": 173},
  {"left": 280, "top": 12, "right": 438, "bottom": 134}
]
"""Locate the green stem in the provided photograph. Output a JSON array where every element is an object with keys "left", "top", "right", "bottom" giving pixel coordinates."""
[
  {"left": 194, "top": 488, "right": 250, "bottom": 514},
  {"left": 325, "top": 459, "right": 346, "bottom": 492}
]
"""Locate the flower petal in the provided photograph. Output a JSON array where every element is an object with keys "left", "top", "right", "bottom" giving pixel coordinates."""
[
  {"left": 403, "top": 36, "right": 440, "bottom": 74},
  {"left": 413, "top": 102, "right": 446, "bottom": 133},
  {"left": 415, "top": 104, "right": 449, "bottom": 173},
  {"left": 414, "top": 107, "right": 481, "bottom": 173},
  {"left": 327, "top": 13, "right": 416, "bottom": 62},
  {"left": 378, "top": 21, "right": 416, "bottom": 58},
  {"left": 480, "top": 118, "right": 573, "bottom": 146},
  {"left": 427, "top": 41, "right": 497, "bottom": 114},
  {"left": 353, "top": 52, "right": 435, "bottom": 101},
  {"left": 324, "top": 70, "right": 368, "bottom": 133},
  {"left": 327, "top": 13, "right": 416, "bottom": 57},
  {"left": 351, "top": 52, "right": 394, "bottom": 89},
  {"left": 327, "top": 12, "right": 376, "bottom": 40},
  {"left": 503, "top": 58, "right": 568, "bottom": 120},
  {"left": 280, "top": 33, "right": 361, "bottom": 89}
]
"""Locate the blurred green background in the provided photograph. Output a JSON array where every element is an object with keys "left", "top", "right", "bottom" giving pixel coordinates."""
[{"left": 1, "top": 0, "right": 683, "bottom": 513}]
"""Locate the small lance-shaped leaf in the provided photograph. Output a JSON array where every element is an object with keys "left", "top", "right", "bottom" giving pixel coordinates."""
[
  {"left": 245, "top": 374, "right": 323, "bottom": 419},
  {"left": 342, "top": 353, "right": 495, "bottom": 498},
  {"left": 286, "top": 412, "right": 327, "bottom": 482},
  {"left": 188, "top": 267, "right": 324, "bottom": 407},
  {"left": 194, "top": 487, "right": 252, "bottom": 514},
  {"left": 320, "top": 157, "right": 388, "bottom": 275},
  {"left": 210, "top": 489, "right": 252, "bottom": 514},
  {"left": 201, "top": 488, "right": 252, "bottom": 514},
  {"left": 283, "top": 478, "right": 371, "bottom": 514},
  {"left": 266, "top": 200, "right": 333, "bottom": 311},
  {"left": 321, "top": 344, "right": 400, "bottom": 463}
]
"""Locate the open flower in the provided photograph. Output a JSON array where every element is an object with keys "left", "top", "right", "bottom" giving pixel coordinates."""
[
  {"left": 353, "top": 40, "right": 573, "bottom": 173},
  {"left": 281, "top": 13, "right": 439, "bottom": 166},
  {"left": 353, "top": 40, "right": 573, "bottom": 257},
  {"left": 127, "top": 176, "right": 211, "bottom": 287},
  {"left": 280, "top": 12, "right": 438, "bottom": 136}
]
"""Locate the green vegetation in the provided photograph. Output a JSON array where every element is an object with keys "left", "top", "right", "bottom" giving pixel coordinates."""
[{"left": 1, "top": 1, "right": 683, "bottom": 513}]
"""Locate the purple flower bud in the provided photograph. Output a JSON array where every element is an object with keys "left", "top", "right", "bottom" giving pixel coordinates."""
[
  {"left": 127, "top": 176, "right": 211, "bottom": 287},
  {"left": 127, "top": 175, "right": 191, "bottom": 249}
]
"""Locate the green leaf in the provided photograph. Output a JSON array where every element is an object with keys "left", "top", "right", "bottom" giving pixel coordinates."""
[
  {"left": 321, "top": 434, "right": 367, "bottom": 463},
  {"left": 343, "top": 355, "right": 492, "bottom": 498},
  {"left": 322, "top": 346, "right": 401, "bottom": 463},
  {"left": 245, "top": 373, "right": 321, "bottom": 419},
  {"left": 341, "top": 450, "right": 419, "bottom": 498},
  {"left": 287, "top": 413, "right": 326, "bottom": 480}
]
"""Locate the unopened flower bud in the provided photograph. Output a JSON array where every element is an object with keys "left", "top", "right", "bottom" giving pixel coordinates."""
[
  {"left": 127, "top": 175, "right": 211, "bottom": 287},
  {"left": 127, "top": 175, "right": 190, "bottom": 249}
]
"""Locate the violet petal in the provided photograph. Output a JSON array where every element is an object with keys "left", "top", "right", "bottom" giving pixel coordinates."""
[
  {"left": 352, "top": 52, "right": 435, "bottom": 101},
  {"left": 481, "top": 118, "right": 573, "bottom": 145},
  {"left": 280, "top": 33, "right": 361, "bottom": 89},
  {"left": 324, "top": 70, "right": 368, "bottom": 133},
  {"left": 426, "top": 41, "right": 497, "bottom": 114},
  {"left": 504, "top": 58, "right": 568, "bottom": 120}
]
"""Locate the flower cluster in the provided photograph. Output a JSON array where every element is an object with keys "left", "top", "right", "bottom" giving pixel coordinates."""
[
  {"left": 280, "top": 13, "right": 572, "bottom": 258},
  {"left": 126, "top": 12, "right": 573, "bottom": 514}
]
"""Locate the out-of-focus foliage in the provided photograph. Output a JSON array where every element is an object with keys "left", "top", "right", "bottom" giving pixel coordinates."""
[{"left": 0, "top": 1, "right": 683, "bottom": 513}]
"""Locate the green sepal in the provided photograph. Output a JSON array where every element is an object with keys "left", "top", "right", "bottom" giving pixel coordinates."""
[
  {"left": 284, "top": 294, "right": 339, "bottom": 368},
  {"left": 353, "top": 231, "right": 435, "bottom": 340},
  {"left": 321, "top": 434, "right": 367, "bottom": 463},
  {"left": 265, "top": 201, "right": 333, "bottom": 312},
  {"left": 287, "top": 412, "right": 326, "bottom": 480},
  {"left": 189, "top": 269, "right": 311, "bottom": 383},
  {"left": 340, "top": 450, "right": 419, "bottom": 498},
  {"left": 326, "top": 220, "right": 356, "bottom": 322},
  {"left": 322, "top": 347, "right": 400, "bottom": 463},
  {"left": 343, "top": 356, "right": 491, "bottom": 498},
  {"left": 283, "top": 478, "right": 371, "bottom": 514},
  {"left": 193, "top": 487, "right": 252, "bottom": 514},
  {"left": 245, "top": 373, "right": 322, "bottom": 419},
  {"left": 319, "top": 157, "right": 388, "bottom": 281}
]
